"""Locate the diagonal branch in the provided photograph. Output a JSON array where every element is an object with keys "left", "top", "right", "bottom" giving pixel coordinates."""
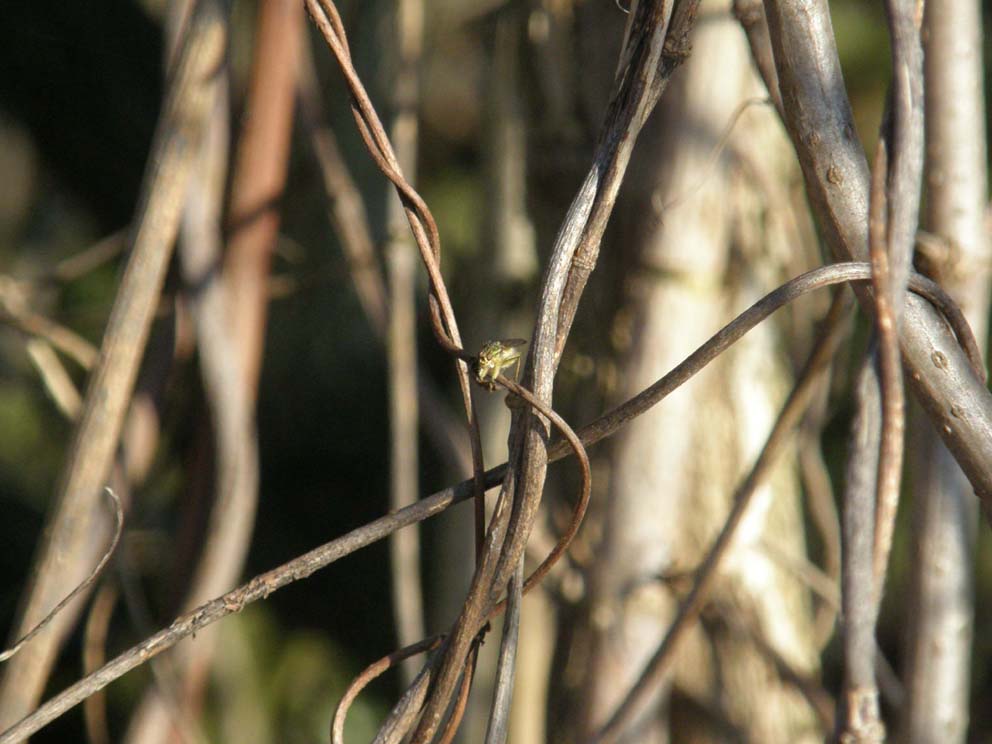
[{"left": 0, "top": 2, "right": 227, "bottom": 726}]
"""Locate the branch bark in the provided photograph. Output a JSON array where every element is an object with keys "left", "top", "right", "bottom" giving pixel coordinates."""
[
  {"left": 761, "top": 0, "right": 992, "bottom": 501},
  {"left": 900, "top": 0, "right": 990, "bottom": 737}
]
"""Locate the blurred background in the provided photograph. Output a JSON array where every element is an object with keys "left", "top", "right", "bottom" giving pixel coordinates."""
[{"left": 0, "top": 0, "right": 990, "bottom": 742}]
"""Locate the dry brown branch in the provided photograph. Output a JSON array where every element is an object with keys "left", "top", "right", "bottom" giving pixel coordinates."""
[
  {"left": 868, "top": 140, "right": 904, "bottom": 592},
  {"left": 838, "top": 352, "right": 885, "bottom": 743},
  {"left": 123, "top": 1, "right": 252, "bottom": 738},
  {"left": 0, "top": 262, "right": 973, "bottom": 742},
  {"left": 303, "top": 2, "right": 493, "bottom": 736},
  {"left": 82, "top": 582, "right": 117, "bottom": 744},
  {"left": 0, "top": 6, "right": 225, "bottom": 721},
  {"left": 224, "top": 0, "right": 303, "bottom": 398},
  {"left": 296, "top": 44, "right": 472, "bottom": 477}
]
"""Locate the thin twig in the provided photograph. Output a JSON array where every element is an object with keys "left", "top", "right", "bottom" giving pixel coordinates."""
[
  {"left": 657, "top": 96, "right": 773, "bottom": 213},
  {"left": 296, "top": 47, "right": 387, "bottom": 333},
  {"left": 437, "top": 652, "right": 476, "bottom": 744},
  {"left": 798, "top": 408, "right": 842, "bottom": 648},
  {"left": 484, "top": 561, "right": 524, "bottom": 744},
  {"left": 47, "top": 231, "right": 128, "bottom": 284},
  {"left": 759, "top": 538, "right": 839, "bottom": 609},
  {"left": 868, "top": 140, "right": 903, "bottom": 592},
  {"left": 732, "top": 0, "right": 783, "bottom": 115},
  {"left": 841, "top": 169, "right": 897, "bottom": 740},
  {"left": 330, "top": 636, "right": 442, "bottom": 744},
  {"left": 870, "top": 0, "right": 923, "bottom": 599},
  {"left": 569, "top": 266, "right": 981, "bottom": 456},
  {"left": 716, "top": 606, "right": 836, "bottom": 733},
  {"left": 386, "top": 230, "right": 425, "bottom": 685},
  {"left": 296, "top": 39, "right": 472, "bottom": 477},
  {"left": 838, "top": 353, "right": 885, "bottom": 743},
  {"left": 0, "top": 489, "right": 124, "bottom": 664},
  {"left": 303, "top": 13, "right": 490, "bottom": 728},
  {"left": 82, "top": 582, "right": 117, "bottom": 744},
  {"left": 881, "top": 0, "right": 925, "bottom": 312}
]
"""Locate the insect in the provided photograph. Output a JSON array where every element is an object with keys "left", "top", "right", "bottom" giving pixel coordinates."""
[{"left": 475, "top": 339, "right": 527, "bottom": 391}]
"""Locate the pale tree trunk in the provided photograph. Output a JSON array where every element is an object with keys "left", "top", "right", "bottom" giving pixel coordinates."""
[
  {"left": 385, "top": 0, "right": 426, "bottom": 689},
  {"left": 576, "top": 4, "right": 821, "bottom": 741},
  {"left": 899, "top": 0, "right": 989, "bottom": 739}
]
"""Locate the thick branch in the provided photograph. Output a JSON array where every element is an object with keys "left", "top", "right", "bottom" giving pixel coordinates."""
[{"left": 762, "top": 0, "right": 992, "bottom": 501}]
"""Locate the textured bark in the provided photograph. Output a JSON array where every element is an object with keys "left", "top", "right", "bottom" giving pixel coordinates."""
[
  {"left": 762, "top": 0, "right": 992, "bottom": 501},
  {"left": 900, "top": 0, "right": 989, "bottom": 739},
  {"left": 578, "top": 4, "right": 820, "bottom": 741}
]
